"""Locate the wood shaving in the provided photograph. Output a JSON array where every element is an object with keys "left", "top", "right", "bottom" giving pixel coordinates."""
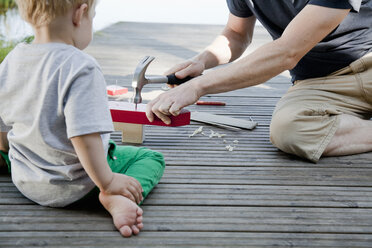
[
  {"left": 209, "top": 129, "right": 226, "bottom": 138},
  {"left": 189, "top": 126, "right": 204, "bottom": 137},
  {"left": 225, "top": 145, "right": 234, "bottom": 152}
]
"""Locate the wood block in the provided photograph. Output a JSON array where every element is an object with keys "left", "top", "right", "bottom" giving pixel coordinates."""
[
  {"left": 107, "top": 85, "right": 128, "bottom": 96},
  {"left": 113, "top": 122, "right": 144, "bottom": 144},
  {"left": 191, "top": 111, "right": 257, "bottom": 130},
  {"left": 109, "top": 101, "right": 190, "bottom": 126}
]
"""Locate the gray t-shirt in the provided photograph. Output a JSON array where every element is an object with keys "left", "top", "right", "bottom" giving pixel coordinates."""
[
  {"left": 0, "top": 43, "right": 114, "bottom": 207},
  {"left": 227, "top": 0, "right": 372, "bottom": 81}
]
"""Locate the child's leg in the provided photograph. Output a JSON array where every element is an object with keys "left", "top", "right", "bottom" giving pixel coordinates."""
[
  {"left": 0, "top": 132, "right": 10, "bottom": 174},
  {"left": 0, "top": 154, "right": 6, "bottom": 172},
  {"left": 0, "top": 150, "right": 10, "bottom": 174},
  {"left": 99, "top": 140, "right": 165, "bottom": 237},
  {"left": 107, "top": 140, "right": 165, "bottom": 201}
]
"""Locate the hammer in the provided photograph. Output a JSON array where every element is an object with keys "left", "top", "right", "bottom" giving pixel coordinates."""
[{"left": 131, "top": 56, "right": 194, "bottom": 108}]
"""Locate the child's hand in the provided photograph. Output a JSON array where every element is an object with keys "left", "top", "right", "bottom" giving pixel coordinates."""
[{"left": 102, "top": 173, "right": 143, "bottom": 204}]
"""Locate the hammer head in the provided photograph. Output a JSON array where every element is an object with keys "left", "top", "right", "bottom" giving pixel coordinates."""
[{"left": 131, "top": 56, "right": 155, "bottom": 104}]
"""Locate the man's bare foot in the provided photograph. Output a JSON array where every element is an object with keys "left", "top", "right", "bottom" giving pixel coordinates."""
[
  {"left": 99, "top": 192, "right": 144, "bottom": 237},
  {"left": 324, "top": 114, "right": 372, "bottom": 156}
]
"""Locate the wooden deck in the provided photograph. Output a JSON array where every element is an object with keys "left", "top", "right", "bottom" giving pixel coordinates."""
[{"left": 2, "top": 22, "right": 372, "bottom": 247}]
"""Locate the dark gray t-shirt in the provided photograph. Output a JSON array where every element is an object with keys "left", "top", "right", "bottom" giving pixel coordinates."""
[{"left": 227, "top": 0, "right": 372, "bottom": 81}]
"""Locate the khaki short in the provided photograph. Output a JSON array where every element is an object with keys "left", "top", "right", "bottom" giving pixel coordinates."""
[{"left": 270, "top": 53, "right": 372, "bottom": 163}]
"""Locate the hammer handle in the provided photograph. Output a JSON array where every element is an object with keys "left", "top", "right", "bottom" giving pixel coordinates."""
[{"left": 166, "top": 73, "right": 195, "bottom": 85}]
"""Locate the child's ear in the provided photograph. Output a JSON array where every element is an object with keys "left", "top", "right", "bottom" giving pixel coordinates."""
[{"left": 72, "top": 3, "right": 88, "bottom": 27}]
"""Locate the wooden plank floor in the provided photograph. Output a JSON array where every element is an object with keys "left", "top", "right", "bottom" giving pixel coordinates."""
[{"left": 2, "top": 22, "right": 372, "bottom": 247}]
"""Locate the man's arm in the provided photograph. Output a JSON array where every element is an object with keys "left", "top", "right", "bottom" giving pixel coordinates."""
[
  {"left": 71, "top": 133, "right": 143, "bottom": 203},
  {"left": 0, "top": 132, "right": 9, "bottom": 152},
  {"left": 197, "top": 4, "right": 350, "bottom": 94},
  {"left": 147, "top": 5, "right": 350, "bottom": 124},
  {"left": 198, "top": 13, "right": 256, "bottom": 69},
  {"left": 166, "top": 14, "right": 256, "bottom": 78}
]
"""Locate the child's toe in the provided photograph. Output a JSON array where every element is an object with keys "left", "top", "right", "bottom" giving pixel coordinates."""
[
  {"left": 137, "top": 207, "right": 143, "bottom": 216},
  {"left": 137, "top": 222, "right": 144, "bottom": 230},
  {"left": 120, "top": 225, "right": 132, "bottom": 237},
  {"left": 131, "top": 225, "right": 140, "bottom": 235}
]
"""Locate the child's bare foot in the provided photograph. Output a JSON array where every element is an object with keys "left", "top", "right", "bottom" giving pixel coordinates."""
[{"left": 99, "top": 192, "right": 143, "bottom": 237}]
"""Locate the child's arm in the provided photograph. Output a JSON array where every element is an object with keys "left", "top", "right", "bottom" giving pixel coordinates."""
[
  {"left": 0, "top": 132, "right": 9, "bottom": 152},
  {"left": 71, "top": 133, "right": 143, "bottom": 204}
]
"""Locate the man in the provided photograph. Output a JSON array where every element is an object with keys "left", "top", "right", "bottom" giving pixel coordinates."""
[{"left": 145, "top": 0, "right": 372, "bottom": 163}]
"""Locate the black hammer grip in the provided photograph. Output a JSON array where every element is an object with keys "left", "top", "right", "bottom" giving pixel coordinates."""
[{"left": 166, "top": 73, "right": 195, "bottom": 85}]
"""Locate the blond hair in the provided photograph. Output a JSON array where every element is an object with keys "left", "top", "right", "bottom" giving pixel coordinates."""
[{"left": 15, "top": 0, "right": 95, "bottom": 27}]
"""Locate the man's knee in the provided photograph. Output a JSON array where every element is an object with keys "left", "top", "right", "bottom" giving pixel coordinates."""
[
  {"left": 269, "top": 104, "right": 320, "bottom": 158},
  {"left": 270, "top": 104, "right": 338, "bottom": 162},
  {"left": 270, "top": 107, "right": 301, "bottom": 153}
]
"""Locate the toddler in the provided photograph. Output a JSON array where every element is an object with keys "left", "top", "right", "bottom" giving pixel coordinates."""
[{"left": 0, "top": 0, "right": 165, "bottom": 237}]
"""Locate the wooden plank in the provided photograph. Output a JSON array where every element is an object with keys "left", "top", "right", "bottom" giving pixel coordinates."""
[
  {"left": 113, "top": 122, "right": 144, "bottom": 144},
  {"left": 2, "top": 206, "right": 372, "bottom": 234},
  {"left": 143, "top": 187, "right": 372, "bottom": 208},
  {"left": 1, "top": 232, "right": 372, "bottom": 248},
  {"left": 106, "top": 85, "right": 128, "bottom": 96},
  {"left": 3, "top": 205, "right": 372, "bottom": 218},
  {"left": 191, "top": 111, "right": 257, "bottom": 130},
  {"left": 3, "top": 182, "right": 372, "bottom": 208},
  {"left": 110, "top": 101, "right": 190, "bottom": 126},
  {"left": 5, "top": 160, "right": 372, "bottom": 186},
  {"left": 159, "top": 167, "right": 372, "bottom": 186}
]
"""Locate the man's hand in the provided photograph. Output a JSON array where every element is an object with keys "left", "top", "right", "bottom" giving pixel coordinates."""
[
  {"left": 102, "top": 173, "right": 143, "bottom": 204},
  {"left": 165, "top": 60, "right": 205, "bottom": 88},
  {"left": 146, "top": 80, "right": 202, "bottom": 124}
]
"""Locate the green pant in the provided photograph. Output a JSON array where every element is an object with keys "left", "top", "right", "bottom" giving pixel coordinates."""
[
  {"left": 0, "top": 150, "right": 10, "bottom": 174},
  {"left": 1, "top": 140, "right": 165, "bottom": 205},
  {"left": 106, "top": 140, "right": 165, "bottom": 200}
]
